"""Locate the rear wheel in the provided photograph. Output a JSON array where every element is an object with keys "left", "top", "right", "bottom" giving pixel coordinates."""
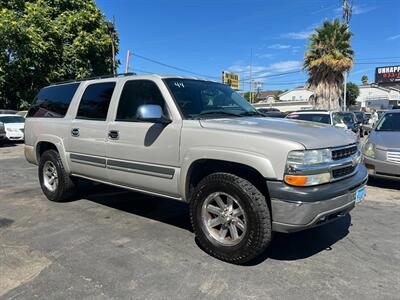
[
  {"left": 39, "top": 150, "right": 77, "bottom": 202},
  {"left": 190, "top": 172, "right": 272, "bottom": 264}
]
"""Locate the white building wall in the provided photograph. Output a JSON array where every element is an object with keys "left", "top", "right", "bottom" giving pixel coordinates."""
[
  {"left": 356, "top": 85, "right": 399, "bottom": 108},
  {"left": 279, "top": 88, "right": 313, "bottom": 102}
]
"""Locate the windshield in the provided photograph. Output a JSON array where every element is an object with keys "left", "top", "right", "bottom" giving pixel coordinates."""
[
  {"left": 333, "top": 112, "right": 355, "bottom": 125},
  {"left": 286, "top": 113, "right": 331, "bottom": 124},
  {"left": 376, "top": 113, "right": 400, "bottom": 131},
  {"left": 354, "top": 112, "right": 364, "bottom": 121},
  {"left": 164, "top": 79, "right": 258, "bottom": 119},
  {"left": 0, "top": 116, "right": 25, "bottom": 123}
]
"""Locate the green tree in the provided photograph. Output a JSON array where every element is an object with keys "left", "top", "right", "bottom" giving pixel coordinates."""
[
  {"left": 0, "top": 0, "right": 119, "bottom": 109},
  {"left": 361, "top": 75, "right": 368, "bottom": 85},
  {"left": 304, "top": 19, "right": 354, "bottom": 110},
  {"left": 345, "top": 82, "right": 360, "bottom": 107}
]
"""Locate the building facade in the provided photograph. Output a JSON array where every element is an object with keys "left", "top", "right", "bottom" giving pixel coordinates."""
[
  {"left": 278, "top": 87, "right": 313, "bottom": 102},
  {"left": 356, "top": 84, "right": 400, "bottom": 110}
]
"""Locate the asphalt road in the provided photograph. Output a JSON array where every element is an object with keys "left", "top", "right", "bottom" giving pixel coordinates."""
[{"left": 1, "top": 143, "right": 399, "bottom": 300}]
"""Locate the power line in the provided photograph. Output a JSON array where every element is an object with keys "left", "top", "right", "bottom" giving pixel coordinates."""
[{"left": 131, "top": 52, "right": 219, "bottom": 79}]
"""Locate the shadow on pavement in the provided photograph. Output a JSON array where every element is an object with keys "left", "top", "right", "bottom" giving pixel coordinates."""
[
  {"left": 80, "top": 183, "right": 192, "bottom": 232},
  {"left": 367, "top": 177, "right": 400, "bottom": 191},
  {"left": 79, "top": 182, "right": 351, "bottom": 265}
]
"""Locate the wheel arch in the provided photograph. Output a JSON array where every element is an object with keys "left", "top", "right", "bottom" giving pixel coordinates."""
[
  {"left": 35, "top": 135, "right": 71, "bottom": 173},
  {"left": 180, "top": 148, "right": 276, "bottom": 203}
]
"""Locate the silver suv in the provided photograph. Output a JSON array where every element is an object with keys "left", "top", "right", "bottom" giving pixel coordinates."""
[{"left": 25, "top": 74, "right": 368, "bottom": 264}]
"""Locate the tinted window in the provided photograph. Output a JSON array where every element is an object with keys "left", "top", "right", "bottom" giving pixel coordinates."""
[
  {"left": 0, "top": 116, "right": 25, "bottom": 123},
  {"left": 27, "top": 83, "right": 80, "bottom": 118},
  {"left": 76, "top": 82, "right": 115, "bottom": 120},
  {"left": 116, "top": 80, "right": 166, "bottom": 122},
  {"left": 164, "top": 79, "right": 257, "bottom": 119},
  {"left": 333, "top": 112, "right": 355, "bottom": 125},
  {"left": 286, "top": 113, "right": 331, "bottom": 124},
  {"left": 376, "top": 113, "right": 400, "bottom": 131}
]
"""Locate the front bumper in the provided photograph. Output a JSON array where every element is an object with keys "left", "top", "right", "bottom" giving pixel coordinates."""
[
  {"left": 6, "top": 131, "right": 24, "bottom": 141},
  {"left": 267, "top": 164, "right": 368, "bottom": 233},
  {"left": 364, "top": 156, "right": 400, "bottom": 181}
]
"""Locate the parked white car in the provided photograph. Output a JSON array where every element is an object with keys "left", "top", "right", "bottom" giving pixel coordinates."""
[{"left": 0, "top": 114, "right": 25, "bottom": 141}]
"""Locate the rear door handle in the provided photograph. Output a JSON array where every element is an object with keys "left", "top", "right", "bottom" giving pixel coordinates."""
[
  {"left": 71, "top": 128, "right": 80, "bottom": 137},
  {"left": 108, "top": 130, "right": 119, "bottom": 140}
]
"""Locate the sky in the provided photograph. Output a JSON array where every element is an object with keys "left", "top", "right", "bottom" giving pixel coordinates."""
[{"left": 96, "top": 0, "right": 400, "bottom": 92}]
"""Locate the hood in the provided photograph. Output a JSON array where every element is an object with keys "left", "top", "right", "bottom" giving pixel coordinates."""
[
  {"left": 369, "top": 131, "right": 400, "bottom": 150},
  {"left": 5, "top": 123, "right": 24, "bottom": 129},
  {"left": 199, "top": 117, "right": 357, "bottom": 149}
]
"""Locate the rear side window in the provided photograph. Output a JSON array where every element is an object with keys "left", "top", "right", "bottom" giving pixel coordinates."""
[
  {"left": 76, "top": 82, "right": 116, "bottom": 121},
  {"left": 116, "top": 80, "right": 166, "bottom": 122},
  {"left": 27, "top": 83, "right": 80, "bottom": 118},
  {"left": 287, "top": 113, "right": 331, "bottom": 124}
]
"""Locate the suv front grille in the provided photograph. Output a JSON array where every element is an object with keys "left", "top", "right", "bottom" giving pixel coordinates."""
[
  {"left": 332, "top": 165, "right": 356, "bottom": 179},
  {"left": 331, "top": 145, "right": 357, "bottom": 161}
]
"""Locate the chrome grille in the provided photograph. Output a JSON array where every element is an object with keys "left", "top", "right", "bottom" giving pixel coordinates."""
[
  {"left": 387, "top": 151, "right": 400, "bottom": 164},
  {"left": 331, "top": 145, "right": 358, "bottom": 161}
]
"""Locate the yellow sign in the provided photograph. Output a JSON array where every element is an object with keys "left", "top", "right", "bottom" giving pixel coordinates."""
[{"left": 222, "top": 71, "right": 240, "bottom": 90}]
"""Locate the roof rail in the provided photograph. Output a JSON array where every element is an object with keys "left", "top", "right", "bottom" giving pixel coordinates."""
[{"left": 50, "top": 72, "right": 136, "bottom": 86}]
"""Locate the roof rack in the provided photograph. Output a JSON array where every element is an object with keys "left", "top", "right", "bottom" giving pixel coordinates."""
[{"left": 50, "top": 72, "right": 136, "bottom": 86}]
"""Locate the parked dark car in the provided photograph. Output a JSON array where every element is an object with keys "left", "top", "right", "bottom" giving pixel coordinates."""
[{"left": 333, "top": 112, "right": 359, "bottom": 134}]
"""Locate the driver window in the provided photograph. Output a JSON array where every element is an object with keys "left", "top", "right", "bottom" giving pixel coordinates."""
[{"left": 116, "top": 80, "right": 167, "bottom": 122}]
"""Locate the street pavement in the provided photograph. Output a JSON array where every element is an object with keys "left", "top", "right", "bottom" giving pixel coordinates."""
[{"left": 0, "top": 143, "right": 399, "bottom": 300}]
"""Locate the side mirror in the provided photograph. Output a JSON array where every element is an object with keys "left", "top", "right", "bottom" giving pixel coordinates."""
[{"left": 136, "top": 104, "right": 171, "bottom": 124}]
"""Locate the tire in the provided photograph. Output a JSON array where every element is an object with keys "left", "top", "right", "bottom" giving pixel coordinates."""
[
  {"left": 38, "top": 150, "right": 77, "bottom": 202},
  {"left": 190, "top": 172, "right": 272, "bottom": 264},
  {"left": 0, "top": 139, "right": 4, "bottom": 147}
]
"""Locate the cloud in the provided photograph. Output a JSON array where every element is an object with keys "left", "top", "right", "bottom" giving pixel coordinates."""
[
  {"left": 228, "top": 60, "right": 302, "bottom": 77},
  {"left": 387, "top": 34, "right": 400, "bottom": 41},
  {"left": 352, "top": 5, "right": 376, "bottom": 15},
  {"left": 268, "top": 61, "right": 303, "bottom": 73},
  {"left": 256, "top": 53, "right": 273, "bottom": 59},
  {"left": 281, "top": 30, "right": 313, "bottom": 40},
  {"left": 334, "top": 4, "right": 376, "bottom": 16},
  {"left": 267, "top": 44, "right": 292, "bottom": 49}
]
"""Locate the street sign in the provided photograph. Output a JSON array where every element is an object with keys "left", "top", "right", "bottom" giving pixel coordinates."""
[{"left": 222, "top": 71, "right": 240, "bottom": 90}]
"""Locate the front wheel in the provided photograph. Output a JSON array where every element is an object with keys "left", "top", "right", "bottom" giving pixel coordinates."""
[{"left": 190, "top": 173, "right": 272, "bottom": 264}]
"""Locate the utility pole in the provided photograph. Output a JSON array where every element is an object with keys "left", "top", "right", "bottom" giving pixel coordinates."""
[
  {"left": 125, "top": 50, "right": 131, "bottom": 74},
  {"left": 343, "top": 71, "right": 348, "bottom": 111},
  {"left": 107, "top": 17, "right": 117, "bottom": 76},
  {"left": 249, "top": 48, "right": 253, "bottom": 103},
  {"left": 342, "top": 0, "right": 353, "bottom": 25}
]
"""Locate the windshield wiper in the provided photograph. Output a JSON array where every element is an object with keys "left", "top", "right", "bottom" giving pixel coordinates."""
[
  {"left": 239, "top": 111, "right": 263, "bottom": 117},
  {"left": 195, "top": 111, "right": 241, "bottom": 119}
]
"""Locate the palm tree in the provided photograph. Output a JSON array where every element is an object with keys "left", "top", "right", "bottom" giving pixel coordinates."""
[
  {"left": 361, "top": 75, "right": 369, "bottom": 85},
  {"left": 304, "top": 19, "right": 354, "bottom": 110}
]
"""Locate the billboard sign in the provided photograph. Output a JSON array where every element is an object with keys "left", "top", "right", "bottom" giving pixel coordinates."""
[
  {"left": 222, "top": 71, "right": 240, "bottom": 90},
  {"left": 375, "top": 65, "right": 400, "bottom": 84}
]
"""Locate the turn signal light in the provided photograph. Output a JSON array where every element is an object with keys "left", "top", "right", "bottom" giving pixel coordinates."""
[
  {"left": 284, "top": 175, "right": 308, "bottom": 186},
  {"left": 284, "top": 173, "right": 331, "bottom": 187}
]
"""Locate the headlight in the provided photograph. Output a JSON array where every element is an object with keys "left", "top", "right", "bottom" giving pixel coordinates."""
[
  {"left": 363, "top": 142, "right": 375, "bottom": 158},
  {"left": 6, "top": 128, "right": 18, "bottom": 132},
  {"left": 284, "top": 173, "right": 331, "bottom": 187},
  {"left": 287, "top": 149, "right": 332, "bottom": 165}
]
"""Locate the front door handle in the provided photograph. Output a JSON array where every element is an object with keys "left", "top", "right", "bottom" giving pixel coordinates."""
[
  {"left": 71, "top": 128, "right": 80, "bottom": 137},
  {"left": 108, "top": 130, "right": 119, "bottom": 140}
]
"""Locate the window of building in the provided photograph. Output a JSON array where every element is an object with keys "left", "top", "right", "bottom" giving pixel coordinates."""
[
  {"left": 76, "top": 82, "right": 116, "bottom": 121},
  {"left": 116, "top": 80, "right": 167, "bottom": 122}
]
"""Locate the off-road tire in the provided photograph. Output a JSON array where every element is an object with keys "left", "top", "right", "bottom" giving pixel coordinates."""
[
  {"left": 190, "top": 172, "right": 272, "bottom": 264},
  {"left": 39, "top": 150, "right": 77, "bottom": 202}
]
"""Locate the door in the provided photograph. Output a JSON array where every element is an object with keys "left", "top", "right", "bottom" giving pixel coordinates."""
[
  {"left": 106, "top": 79, "right": 181, "bottom": 198},
  {"left": 68, "top": 81, "right": 116, "bottom": 181}
]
